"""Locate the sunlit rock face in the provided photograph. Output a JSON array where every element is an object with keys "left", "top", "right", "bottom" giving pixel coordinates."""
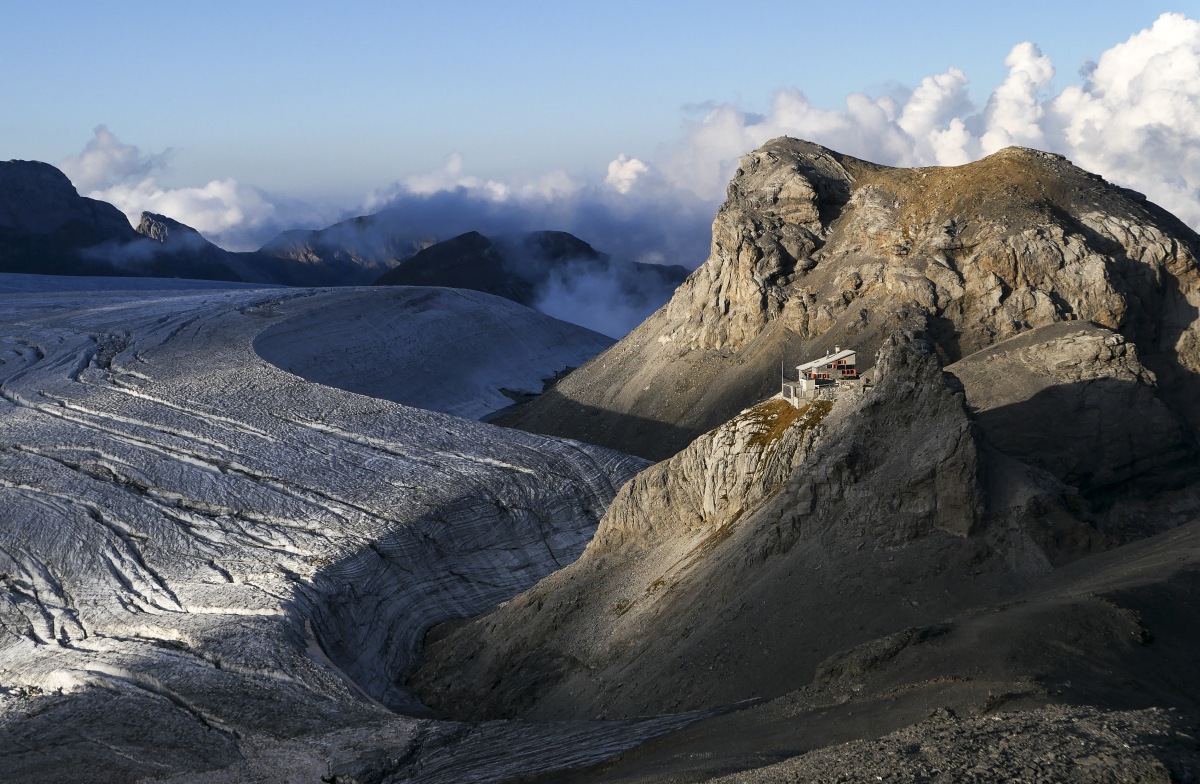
[
  {"left": 497, "top": 138, "right": 1200, "bottom": 461},
  {"left": 0, "top": 281, "right": 694, "bottom": 783}
]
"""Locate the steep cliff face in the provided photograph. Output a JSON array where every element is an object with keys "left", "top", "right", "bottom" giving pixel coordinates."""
[
  {"left": 496, "top": 139, "right": 1200, "bottom": 460},
  {"left": 412, "top": 332, "right": 1103, "bottom": 720}
]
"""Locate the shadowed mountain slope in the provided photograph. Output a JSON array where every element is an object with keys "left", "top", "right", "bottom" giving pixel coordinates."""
[
  {"left": 0, "top": 160, "right": 343, "bottom": 285},
  {"left": 413, "top": 330, "right": 1200, "bottom": 779},
  {"left": 375, "top": 230, "right": 535, "bottom": 302},
  {"left": 0, "top": 160, "right": 143, "bottom": 276}
]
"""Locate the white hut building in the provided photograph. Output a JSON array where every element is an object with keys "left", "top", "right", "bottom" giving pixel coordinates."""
[{"left": 782, "top": 346, "right": 858, "bottom": 405}]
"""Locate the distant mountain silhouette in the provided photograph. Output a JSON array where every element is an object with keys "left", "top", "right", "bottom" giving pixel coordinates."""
[
  {"left": 0, "top": 160, "right": 689, "bottom": 333},
  {"left": 257, "top": 212, "right": 435, "bottom": 285},
  {"left": 0, "top": 160, "right": 300, "bottom": 283},
  {"left": 0, "top": 160, "right": 144, "bottom": 276},
  {"left": 375, "top": 229, "right": 689, "bottom": 308}
]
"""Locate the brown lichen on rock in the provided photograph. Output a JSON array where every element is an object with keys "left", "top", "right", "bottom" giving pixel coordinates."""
[{"left": 744, "top": 398, "right": 832, "bottom": 450}]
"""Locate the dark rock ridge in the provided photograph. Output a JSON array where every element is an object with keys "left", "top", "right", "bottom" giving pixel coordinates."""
[
  {"left": 494, "top": 138, "right": 1200, "bottom": 465},
  {"left": 0, "top": 160, "right": 141, "bottom": 276},
  {"left": 374, "top": 229, "right": 689, "bottom": 311},
  {"left": 0, "top": 161, "right": 133, "bottom": 238},
  {"left": 0, "top": 161, "right": 404, "bottom": 286},
  {"left": 133, "top": 211, "right": 350, "bottom": 286},
  {"left": 375, "top": 230, "right": 532, "bottom": 302},
  {"left": 0, "top": 160, "right": 307, "bottom": 284}
]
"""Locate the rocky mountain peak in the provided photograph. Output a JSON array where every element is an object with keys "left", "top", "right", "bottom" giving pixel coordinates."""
[
  {"left": 136, "top": 211, "right": 200, "bottom": 243},
  {"left": 497, "top": 137, "right": 1200, "bottom": 461},
  {"left": 510, "top": 229, "right": 605, "bottom": 261},
  {"left": 407, "top": 141, "right": 1200, "bottom": 777},
  {"left": 724, "top": 137, "right": 854, "bottom": 228},
  {"left": 375, "top": 230, "right": 689, "bottom": 332},
  {"left": 671, "top": 137, "right": 1200, "bottom": 356},
  {"left": 0, "top": 159, "right": 133, "bottom": 237},
  {"left": 0, "top": 158, "right": 77, "bottom": 197}
]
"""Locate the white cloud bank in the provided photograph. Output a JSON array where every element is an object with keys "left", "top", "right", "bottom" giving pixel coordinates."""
[
  {"left": 58, "top": 125, "right": 170, "bottom": 193},
  {"left": 57, "top": 13, "right": 1200, "bottom": 257},
  {"left": 58, "top": 127, "right": 329, "bottom": 250},
  {"left": 92, "top": 176, "right": 278, "bottom": 241},
  {"left": 656, "top": 12, "right": 1200, "bottom": 227}
]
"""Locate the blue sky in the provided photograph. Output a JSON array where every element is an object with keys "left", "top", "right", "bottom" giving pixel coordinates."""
[{"left": 5, "top": 2, "right": 1200, "bottom": 253}]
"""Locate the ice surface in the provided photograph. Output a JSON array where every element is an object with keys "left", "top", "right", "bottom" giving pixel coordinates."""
[
  {"left": 253, "top": 286, "right": 613, "bottom": 420},
  {"left": 0, "top": 281, "right": 681, "bottom": 782}
]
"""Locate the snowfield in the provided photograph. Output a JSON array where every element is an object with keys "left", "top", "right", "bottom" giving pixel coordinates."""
[
  {"left": 0, "top": 280, "right": 685, "bottom": 783},
  {"left": 253, "top": 286, "right": 614, "bottom": 420}
]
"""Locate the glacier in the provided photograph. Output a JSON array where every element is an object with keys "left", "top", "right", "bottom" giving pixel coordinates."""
[{"left": 0, "top": 279, "right": 687, "bottom": 782}]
